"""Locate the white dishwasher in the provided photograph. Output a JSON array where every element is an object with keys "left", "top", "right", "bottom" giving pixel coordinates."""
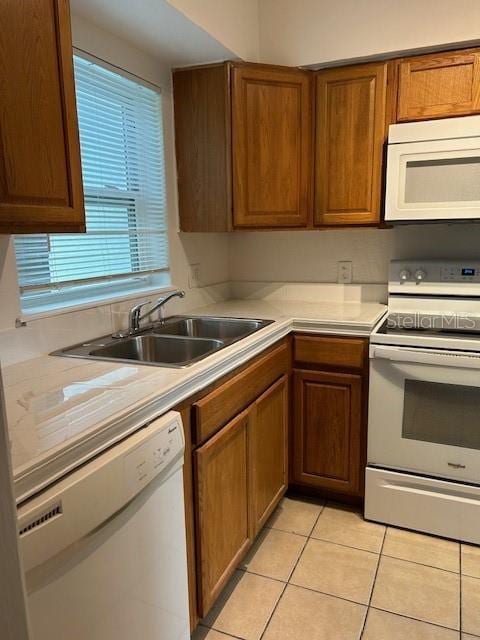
[{"left": 17, "top": 411, "right": 190, "bottom": 640}]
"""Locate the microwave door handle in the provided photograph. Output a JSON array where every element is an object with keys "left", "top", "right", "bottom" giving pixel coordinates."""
[{"left": 371, "top": 345, "right": 480, "bottom": 369}]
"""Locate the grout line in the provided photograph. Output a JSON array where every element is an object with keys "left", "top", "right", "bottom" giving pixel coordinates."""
[
  {"left": 306, "top": 499, "right": 326, "bottom": 537},
  {"left": 281, "top": 580, "right": 370, "bottom": 608},
  {"left": 197, "top": 626, "right": 245, "bottom": 640},
  {"left": 237, "top": 566, "right": 287, "bottom": 585},
  {"left": 258, "top": 507, "right": 318, "bottom": 640},
  {"left": 359, "top": 519, "right": 387, "bottom": 639},
  {"left": 380, "top": 552, "right": 462, "bottom": 575},
  {"left": 258, "top": 581, "right": 288, "bottom": 640},
  {"left": 287, "top": 529, "right": 311, "bottom": 582},
  {"left": 369, "top": 605, "right": 461, "bottom": 633},
  {"left": 309, "top": 534, "right": 383, "bottom": 556},
  {"left": 264, "top": 526, "right": 310, "bottom": 540},
  {"left": 264, "top": 524, "right": 308, "bottom": 538}
]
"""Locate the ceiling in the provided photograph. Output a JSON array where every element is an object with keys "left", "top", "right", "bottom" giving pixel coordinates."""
[{"left": 71, "top": 0, "right": 234, "bottom": 67}]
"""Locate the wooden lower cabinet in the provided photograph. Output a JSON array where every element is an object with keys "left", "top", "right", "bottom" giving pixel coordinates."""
[
  {"left": 249, "top": 375, "right": 288, "bottom": 536},
  {"left": 193, "top": 372, "right": 288, "bottom": 617},
  {"left": 189, "top": 335, "right": 369, "bottom": 623},
  {"left": 195, "top": 410, "right": 251, "bottom": 616},
  {"left": 293, "top": 369, "right": 363, "bottom": 496}
]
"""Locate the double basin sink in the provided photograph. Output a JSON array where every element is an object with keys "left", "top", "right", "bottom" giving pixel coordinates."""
[{"left": 55, "top": 316, "right": 273, "bottom": 368}]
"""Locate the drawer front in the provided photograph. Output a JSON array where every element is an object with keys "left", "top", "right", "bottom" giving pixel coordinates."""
[
  {"left": 294, "top": 335, "right": 367, "bottom": 370},
  {"left": 365, "top": 467, "right": 480, "bottom": 545},
  {"left": 193, "top": 341, "right": 289, "bottom": 445}
]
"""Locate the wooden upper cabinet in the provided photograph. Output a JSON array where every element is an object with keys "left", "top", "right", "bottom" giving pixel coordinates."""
[
  {"left": 232, "top": 65, "right": 313, "bottom": 228},
  {"left": 397, "top": 50, "right": 480, "bottom": 122},
  {"left": 314, "top": 62, "right": 390, "bottom": 227},
  {"left": 0, "top": 0, "right": 84, "bottom": 234},
  {"left": 173, "top": 64, "right": 232, "bottom": 232}
]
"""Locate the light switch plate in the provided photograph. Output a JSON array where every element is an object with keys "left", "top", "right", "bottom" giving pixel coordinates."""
[
  {"left": 188, "top": 263, "right": 201, "bottom": 288},
  {"left": 337, "top": 261, "right": 353, "bottom": 284}
]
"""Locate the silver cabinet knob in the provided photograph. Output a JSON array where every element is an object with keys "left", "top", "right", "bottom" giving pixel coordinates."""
[{"left": 399, "top": 269, "right": 411, "bottom": 283}]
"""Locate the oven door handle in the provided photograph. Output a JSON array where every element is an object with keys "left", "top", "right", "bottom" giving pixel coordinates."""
[{"left": 371, "top": 345, "right": 480, "bottom": 369}]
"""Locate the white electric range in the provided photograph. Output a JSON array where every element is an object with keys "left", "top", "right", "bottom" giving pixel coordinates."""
[{"left": 365, "top": 260, "right": 480, "bottom": 544}]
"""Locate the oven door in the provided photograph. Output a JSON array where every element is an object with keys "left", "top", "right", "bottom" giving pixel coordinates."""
[
  {"left": 368, "top": 344, "right": 480, "bottom": 484},
  {"left": 385, "top": 136, "right": 480, "bottom": 222}
]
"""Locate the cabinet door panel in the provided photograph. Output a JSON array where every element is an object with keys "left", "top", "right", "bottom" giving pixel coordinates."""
[
  {"left": 397, "top": 50, "right": 480, "bottom": 121},
  {"left": 249, "top": 376, "right": 288, "bottom": 535},
  {"left": 314, "top": 62, "right": 388, "bottom": 226},
  {"left": 232, "top": 64, "right": 312, "bottom": 228},
  {"left": 0, "top": 0, "right": 84, "bottom": 233},
  {"left": 173, "top": 63, "right": 231, "bottom": 232},
  {"left": 293, "top": 369, "right": 363, "bottom": 496},
  {"left": 195, "top": 410, "right": 250, "bottom": 616}
]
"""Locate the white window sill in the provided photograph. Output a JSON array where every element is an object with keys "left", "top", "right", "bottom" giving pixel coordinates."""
[{"left": 19, "top": 284, "right": 178, "bottom": 323}]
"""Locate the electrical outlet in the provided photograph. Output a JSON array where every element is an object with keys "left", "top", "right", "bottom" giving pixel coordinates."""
[
  {"left": 337, "top": 261, "right": 353, "bottom": 284},
  {"left": 188, "top": 263, "right": 201, "bottom": 288}
]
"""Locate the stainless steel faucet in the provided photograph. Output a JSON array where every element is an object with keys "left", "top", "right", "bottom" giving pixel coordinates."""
[{"left": 114, "top": 290, "right": 185, "bottom": 337}]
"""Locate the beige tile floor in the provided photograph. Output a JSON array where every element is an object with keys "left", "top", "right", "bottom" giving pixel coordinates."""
[{"left": 193, "top": 497, "right": 480, "bottom": 640}]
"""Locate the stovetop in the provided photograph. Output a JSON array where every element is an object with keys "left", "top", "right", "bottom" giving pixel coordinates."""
[{"left": 371, "top": 260, "right": 480, "bottom": 352}]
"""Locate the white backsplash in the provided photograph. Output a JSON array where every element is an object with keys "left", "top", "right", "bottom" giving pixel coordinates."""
[
  {"left": 230, "top": 281, "right": 387, "bottom": 304},
  {"left": 0, "top": 282, "right": 231, "bottom": 367}
]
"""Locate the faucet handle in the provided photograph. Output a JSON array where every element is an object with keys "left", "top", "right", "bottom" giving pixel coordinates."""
[{"left": 128, "top": 300, "right": 152, "bottom": 332}]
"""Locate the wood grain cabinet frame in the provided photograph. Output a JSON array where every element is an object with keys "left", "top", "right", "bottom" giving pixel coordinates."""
[
  {"left": 397, "top": 49, "right": 480, "bottom": 122},
  {"left": 249, "top": 375, "right": 288, "bottom": 536},
  {"left": 173, "top": 63, "right": 232, "bottom": 232},
  {"left": 193, "top": 340, "right": 289, "bottom": 445},
  {"left": 232, "top": 64, "right": 313, "bottom": 228},
  {"left": 314, "top": 61, "right": 390, "bottom": 226},
  {"left": 0, "top": 0, "right": 85, "bottom": 233},
  {"left": 293, "top": 369, "right": 363, "bottom": 496},
  {"left": 194, "top": 410, "right": 251, "bottom": 616}
]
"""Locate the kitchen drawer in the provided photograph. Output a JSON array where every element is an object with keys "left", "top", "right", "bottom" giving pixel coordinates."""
[
  {"left": 365, "top": 467, "right": 480, "bottom": 545},
  {"left": 193, "top": 340, "right": 289, "bottom": 445},
  {"left": 293, "top": 335, "right": 367, "bottom": 370}
]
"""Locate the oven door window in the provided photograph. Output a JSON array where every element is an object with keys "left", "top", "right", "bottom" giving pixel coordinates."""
[{"left": 403, "top": 379, "right": 480, "bottom": 450}]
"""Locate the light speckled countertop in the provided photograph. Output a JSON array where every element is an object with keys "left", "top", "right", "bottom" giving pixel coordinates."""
[{"left": 3, "top": 298, "right": 386, "bottom": 502}]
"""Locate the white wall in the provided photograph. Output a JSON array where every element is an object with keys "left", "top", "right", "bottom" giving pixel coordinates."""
[
  {"left": 259, "top": 0, "right": 480, "bottom": 66},
  {"left": 229, "top": 224, "right": 480, "bottom": 285},
  {"left": 227, "top": 1, "right": 480, "bottom": 287},
  {"left": 0, "top": 14, "right": 230, "bottom": 364},
  {"left": 168, "top": 0, "right": 260, "bottom": 61}
]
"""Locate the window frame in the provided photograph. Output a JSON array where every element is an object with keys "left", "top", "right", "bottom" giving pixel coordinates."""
[{"left": 14, "top": 49, "right": 172, "bottom": 320}]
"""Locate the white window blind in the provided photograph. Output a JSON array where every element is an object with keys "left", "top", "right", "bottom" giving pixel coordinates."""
[{"left": 15, "top": 54, "right": 169, "bottom": 314}]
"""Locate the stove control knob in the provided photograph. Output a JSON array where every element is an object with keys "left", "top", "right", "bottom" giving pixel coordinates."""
[
  {"left": 414, "top": 269, "right": 427, "bottom": 284},
  {"left": 399, "top": 269, "right": 411, "bottom": 283}
]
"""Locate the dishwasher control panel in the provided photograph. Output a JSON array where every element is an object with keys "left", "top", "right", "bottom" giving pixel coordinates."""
[{"left": 124, "top": 413, "right": 184, "bottom": 500}]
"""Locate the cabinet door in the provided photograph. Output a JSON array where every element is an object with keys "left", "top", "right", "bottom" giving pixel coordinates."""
[
  {"left": 195, "top": 410, "right": 251, "bottom": 616},
  {"left": 0, "top": 0, "right": 84, "bottom": 233},
  {"left": 314, "top": 62, "right": 389, "bottom": 226},
  {"left": 173, "top": 63, "right": 231, "bottom": 232},
  {"left": 397, "top": 50, "right": 480, "bottom": 122},
  {"left": 249, "top": 376, "right": 288, "bottom": 536},
  {"left": 293, "top": 369, "right": 363, "bottom": 496},
  {"left": 232, "top": 64, "right": 313, "bottom": 228}
]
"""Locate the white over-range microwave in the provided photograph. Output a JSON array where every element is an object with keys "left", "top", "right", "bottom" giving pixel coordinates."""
[{"left": 385, "top": 114, "right": 480, "bottom": 223}]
